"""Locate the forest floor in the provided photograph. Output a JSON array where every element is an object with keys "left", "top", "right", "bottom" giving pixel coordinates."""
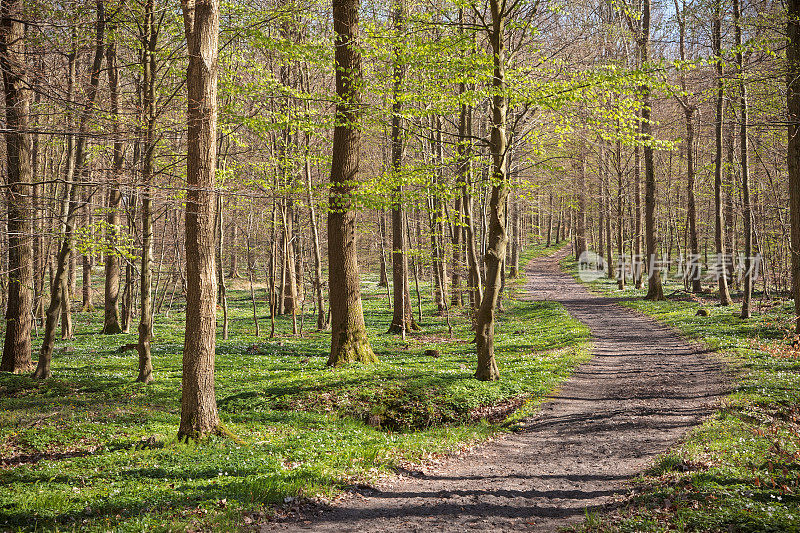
[
  {"left": 2, "top": 244, "right": 798, "bottom": 532},
  {"left": 0, "top": 243, "right": 594, "bottom": 532},
  {"left": 264, "top": 247, "right": 729, "bottom": 532}
]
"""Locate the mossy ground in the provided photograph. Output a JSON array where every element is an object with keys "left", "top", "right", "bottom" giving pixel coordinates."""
[
  {"left": 563, "top": 256, "right": 800, "bottom": 532},
  {"left": 0, "top": 243, "right": 592, "bottom": 532}
]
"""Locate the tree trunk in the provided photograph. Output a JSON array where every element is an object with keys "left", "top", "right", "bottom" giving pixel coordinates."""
[
  {"left": 685, "top": 107, "right": 702, "bottom": 292},
  {"left": 788, "top": 0, "right": 800, "bottom": 333},
  {"left": 508, "top": 182, "right": 520, "bottom": 277},
  {"left": 713, "top": 0, "right": 732, "bottom": 305},
  {"left": 474, "top": 0, "right": 507, "bottom": 382},
  {"left": 641, "top": 0, "right": 663, "bottom": 301},
  {"left": 634, "top": 139, "right": 643, "bottom": 288},
  {"left": 378, "top": 210, "right": 389, "bottom": 287},
  {"left": 136, "top": 0, "right": 156, "bottom": 384},
  {"left": 246, "top": 213, "right": 260, "bottom": 337},
  {"left": 282, "top": 199, "right": 298, "bottom": 315},
  {"left": 575, "top": 144, "right": 587, "bottom": 259},
  {"left": 304, "top": 141, "right": 326, "bottom": 330},
  {"left": 81, "top": 188, "right": 94, "bottom": 312},
  {"left": 228, "top": 222, "right": 239, "bottom": 278},
  {"left": 217, "top": 194, "right": 228, "bottom": 339},
  {"left": 460, "top": 96, "right": 482, "bottom": 316},
  {"left": 178, "top": 0, "right": 221, "bottom": 438},
  {"left": 102, "top": 29, "right": 123, "bottom": 334},
  {"left": 734, "top": 0, "right": 753, "bottom": 318},
  {"left": 616, "top": 139, "right": 626, "bottom": 290},
  {"left": 0, "top": 0, "right": 34, "bottom": 373},
  {"left": 327, "top": 0, "right": 376, "bottom": 366},
  {"left": 546, "top": 193, "right": 553, "bottom": 247},
  {"left": 388, "top": 0, "right": 415, "bottom": 334}
]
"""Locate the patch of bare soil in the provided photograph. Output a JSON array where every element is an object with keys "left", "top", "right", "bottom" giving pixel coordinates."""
[{"left": 262, "top": 248, "right": 727, "bottom": 532}]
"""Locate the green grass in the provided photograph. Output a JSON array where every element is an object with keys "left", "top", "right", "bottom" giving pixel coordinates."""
[
  {"left": 562, "top": 255, "right": 800, "bottom": 533},
  {"left": 0, "top": 241, "right": 589, "bottom": 532}
]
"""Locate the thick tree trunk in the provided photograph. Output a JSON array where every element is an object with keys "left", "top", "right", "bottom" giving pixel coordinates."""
[
  {"left": 178, "top": 0, "right": 221, "bottom": 438},
  {"left": 788, "top": 0, "right": 800, "bottom": 333},
  {"left": 734, "top": 0, "right": 753, "bottom": 318},
  {"left": 137, "top": 187, "right": 154, "bottom": 382},
  {"left": 102, "top": 32, "right": 123, "bottom": 334},
  {"left": 327, "top": 0, "right": 376, "bottom": 366},
  {"left": 685, "top": 107, "right": 702, "bottom": 293},
  {"left": 136, "top": 0, "right": 156, "bottom": 384},
  {"left": 474, "top": 0, "right": 507, "bottom": 382},
  {"left": 713, "top": 0, "right": 732, "bottom": 305},
  {"left": 0, "top": 0, "right": 34, "bottom": 373},
  {"left": 641, "top": 0, "right": 663, "bottom": 301}
]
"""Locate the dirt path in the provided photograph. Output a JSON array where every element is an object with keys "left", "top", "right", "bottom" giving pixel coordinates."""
[{"left": 267, "top": 249, "right": 727, "bottom": 532}]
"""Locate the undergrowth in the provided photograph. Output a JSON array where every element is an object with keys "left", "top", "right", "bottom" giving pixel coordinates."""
[{"left": 0, "top": 242, "right": 591, "bottom": 531}]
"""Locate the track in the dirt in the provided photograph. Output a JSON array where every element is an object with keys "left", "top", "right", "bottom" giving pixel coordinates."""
[{"left": 268, "top": 248, "right": 727, "bottom": 532}]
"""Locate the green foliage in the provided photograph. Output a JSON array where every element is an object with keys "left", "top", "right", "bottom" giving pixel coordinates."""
[{"left": 74, "top": 220, "right": 137, "bottom": 264}]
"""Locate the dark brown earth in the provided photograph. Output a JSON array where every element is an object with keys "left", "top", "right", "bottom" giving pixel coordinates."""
[{"left": 265, "top": 248, "right": 728, "bottom": 532}]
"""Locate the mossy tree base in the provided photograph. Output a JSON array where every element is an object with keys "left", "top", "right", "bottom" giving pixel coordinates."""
[
  {"left": 387, "top": 319, "right": 420, "bottom": 335},
  {"left": 327, "top": 329, "right": 377, "bottom": 366}
]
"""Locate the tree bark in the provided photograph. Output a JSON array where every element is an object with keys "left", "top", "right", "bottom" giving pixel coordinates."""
[
  {"left": 734, "top": 0, "right": 753, "bottom": 318},
  {"left": 327, "top": 0, "right": 376, "bottom": 366},
  {"left": 616, "top": 138, "right": 626, "bottom": 290},
  {"left": 228, "top": 222, "right": 239, "bottom": 278},
  {"left": 713, "top": 0, "right": 732, "bottom": 305},
  {"left": 388, "top": 0, "right": 416, "bottom": 334},
  {"left": 304, "top": 140, "right": 326, "bottom": 330},
  {"left": 378, "top": 210, "right": 389, "bottom": 287},
  {"left": 788, "top": 0, "right": 800, "bottom": 333},
  {"left": 474, "top": 0, "right": 508, "bottom": 382},
  {"left": 136, "top": 0, "right": 157, "bottom": 384},
  {"left": 574, "top": 144, "right": 587, "bottom": 259},
  {"left": 217, "top": 194, "right": 228, "bottom": 339},
  {"left": 102, "top": 27, "right": 123, "bottom": 334},
  {"left": 0, "top": 0, "right": 34, "bottom": 373},
  {"left": 81, "top": 188, "right": 94, "bottom": 312},
  {"left": 178, "top": 0, "right": 221, "bottom": 438},
  {"left": 460, "top": 99, "right": 482, "bottom": 316}
]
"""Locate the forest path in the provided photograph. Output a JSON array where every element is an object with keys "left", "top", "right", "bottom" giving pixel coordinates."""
[{"left": 267, "top": 248, "right": 727, "bottom": 532}]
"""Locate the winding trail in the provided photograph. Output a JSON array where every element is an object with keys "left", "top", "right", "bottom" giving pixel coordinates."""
[{"left": 268, "top": 248, "right": 727, "bottom": 532}]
